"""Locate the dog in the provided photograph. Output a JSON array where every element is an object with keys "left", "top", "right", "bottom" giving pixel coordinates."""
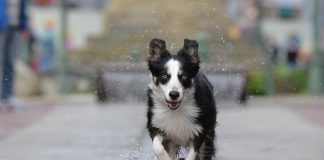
[{"left": 146, "top": 38, "right": 217, "bottom": 160}]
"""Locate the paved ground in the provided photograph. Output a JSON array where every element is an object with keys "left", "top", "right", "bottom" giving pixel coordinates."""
[
  {"left": 0, "top": 96, "right": 324, "bottom": 160},
  {"left": 0, "top": 99, "right": 55, "bottom": 140}
]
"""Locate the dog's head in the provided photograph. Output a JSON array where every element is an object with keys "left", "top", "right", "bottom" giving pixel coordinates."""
[{"left": 148, "top": 38, "right": 200, "bottom": 110}]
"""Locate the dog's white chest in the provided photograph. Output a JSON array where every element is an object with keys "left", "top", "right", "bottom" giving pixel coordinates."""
[{"left": 152, "top": 102, "right": 202, "bottom": 144}]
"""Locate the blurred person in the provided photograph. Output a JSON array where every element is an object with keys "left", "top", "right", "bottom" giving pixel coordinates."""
[
  {"left": 18, "top": 24, "right": 38, "bottom": 73},
  {"left": 27, "top": 27, "right": 38, "bottom": 73},
  {"left": 286, "top": 34, "right": 300, "bottom": 67},
  {"left": 264, "top": 36, "right": 279, "bottom": 64},
  {"left": 95, "top": 68, "right": 108, "bottom": 103},
  {"left": 65, "top": 33, "right": 75, "bottom": 53},
  {"left": 0, "top": 0, "right": 7, "bottom": 35},
  {"left": 39, "top": 19, "right": 55, "bottom": 74},
  {"left": 20, "top": 17, "right": 38, "bottom": 73},
  {"left": 228, "top": 24, "right": 241, "bottom": 41},
  {"left": 0, "top": 0, "right": 7, "bottom": 100},
  {"left": 297, "top": 43, "right": 311, "bottom": 68},
  {"left": 1, "top": 0, "right": 29, "bottom": 108},
  {"left": 0, "top": 0, "right": 7, "bottom": 32}
]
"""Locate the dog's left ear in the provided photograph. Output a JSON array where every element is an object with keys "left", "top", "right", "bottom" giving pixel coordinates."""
[{"left": 182, "top": 39, "right": 200, "bottom": 66}]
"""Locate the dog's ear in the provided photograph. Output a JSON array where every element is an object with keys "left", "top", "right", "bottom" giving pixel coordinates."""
[
  {"left": 182, "top": 39, "right": 200, "bottom": 66},
  {"left": 148, "top": 38, "right": 169, "bottom": 62}
]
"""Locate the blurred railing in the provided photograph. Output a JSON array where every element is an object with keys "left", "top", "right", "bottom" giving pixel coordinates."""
[{"left": 94, "top": 62, "right": 248, "bottom": 104}]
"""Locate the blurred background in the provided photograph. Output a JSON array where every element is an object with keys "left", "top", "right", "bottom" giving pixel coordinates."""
[{"left": 0, "top": 0, "right": 324, "bottom": 159}]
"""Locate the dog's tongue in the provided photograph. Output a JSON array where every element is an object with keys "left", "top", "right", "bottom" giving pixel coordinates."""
[{"left": 168, "top": 102, "right": 179, "bottom": 109}]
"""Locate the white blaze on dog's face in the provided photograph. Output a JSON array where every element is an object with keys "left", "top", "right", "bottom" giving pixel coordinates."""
[
  {"left": 160, "top": 59, "right": 184, "bottom": 108},
  {"left": 148, "top": 38, "right": 200, "bottom": 110}
]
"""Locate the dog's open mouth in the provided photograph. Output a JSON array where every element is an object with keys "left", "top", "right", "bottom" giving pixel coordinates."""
[{"left": 165, "top": 99, "right": 182, "bottom": 110}]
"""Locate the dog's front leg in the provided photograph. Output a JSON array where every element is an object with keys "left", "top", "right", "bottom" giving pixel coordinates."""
[{"left": 153, "top": 135, "right": 171, "bottom": 160}]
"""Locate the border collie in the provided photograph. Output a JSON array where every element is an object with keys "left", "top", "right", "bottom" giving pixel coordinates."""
[{"left": 146, "top": 38, "right": 217, "bottom": 160}]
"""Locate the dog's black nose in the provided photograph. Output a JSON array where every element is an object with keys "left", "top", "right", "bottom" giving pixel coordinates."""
[{"left": 169, "top": 91, "right": 179, "bottom": 100}]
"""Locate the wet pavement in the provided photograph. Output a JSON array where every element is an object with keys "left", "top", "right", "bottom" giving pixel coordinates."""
[
  {"left": 0, "top": 96, "right": 324, "bottom": 160},
  {"left": 0, "top": 99, "right": 54, "bottom": 140}
]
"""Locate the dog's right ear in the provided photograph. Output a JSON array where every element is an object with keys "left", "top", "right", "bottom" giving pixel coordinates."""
[{"left": 148, "top": 38, "right": 169, "bottom": 62}]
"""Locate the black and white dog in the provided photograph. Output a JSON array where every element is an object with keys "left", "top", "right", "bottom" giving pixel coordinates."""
[{"left": 146, "top": 38, "right": 217, "bottom": 160}]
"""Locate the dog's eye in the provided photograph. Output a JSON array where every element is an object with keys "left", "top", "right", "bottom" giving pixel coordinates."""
[
  {"left": 181, "top": 74, "right": 187, "bottom": 80},
  {"left": 161, "top": 74, "right": 168, "bottom": 79}
]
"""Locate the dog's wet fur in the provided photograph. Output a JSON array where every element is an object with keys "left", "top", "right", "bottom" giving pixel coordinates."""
[{"left": 146, "top": 38, "right": 217, "bottom": 160}]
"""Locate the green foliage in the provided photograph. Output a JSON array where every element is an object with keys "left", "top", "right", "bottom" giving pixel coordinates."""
[
  {"left": 247, "top": 65, "right": 308, "bottom": 95},
  {"left": 274, "top": 65, "right": 308, "bottom": 93},
  {"left": 247, "top": 69, "right": 267, "bottom": 95}
]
